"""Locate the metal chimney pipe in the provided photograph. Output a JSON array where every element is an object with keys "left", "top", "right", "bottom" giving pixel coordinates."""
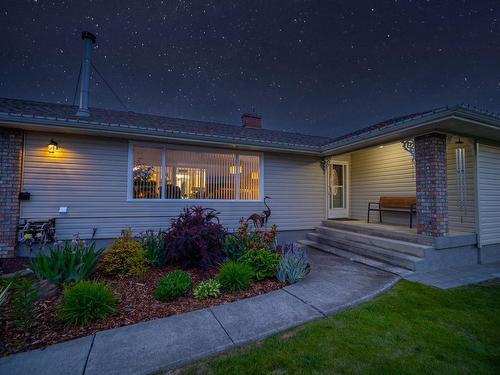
[{"left": 76, "top": 31, "right": 96, "bottom": 116}]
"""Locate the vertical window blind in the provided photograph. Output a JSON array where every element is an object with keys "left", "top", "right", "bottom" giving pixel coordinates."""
[{"left": 131, "top": 144, "right": 261, "bottom": 201}]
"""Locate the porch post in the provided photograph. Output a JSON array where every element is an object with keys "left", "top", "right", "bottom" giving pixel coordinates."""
[
  {"left": 415, "top": 133, "right": 448, "bottom": 237},
  {"left": 0, "top": 128, "right": 23, "bottom": 258}
]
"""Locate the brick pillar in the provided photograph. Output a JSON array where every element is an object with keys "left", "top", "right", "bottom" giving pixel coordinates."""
[
  {"left": 415, "top": 133, "right": 448, "bottom": 237},
  {"left": 0, "top": 128, "right": 23, "bottom": 258}
]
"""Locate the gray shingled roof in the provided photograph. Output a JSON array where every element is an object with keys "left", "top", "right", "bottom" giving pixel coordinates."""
[
  {"left": 1, "top": 98, "right": 498, "bottom": 153},
  {"left": 0, "top": 97, "right": 333, "bottom": 150}
]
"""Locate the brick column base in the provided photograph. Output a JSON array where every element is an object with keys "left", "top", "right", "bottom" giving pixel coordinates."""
[
  {"left": 0, "top": 128, "right": 23, "bottom": 258},
  {"left": 415, "top": 133, "right": 448, "bottom": 237}
]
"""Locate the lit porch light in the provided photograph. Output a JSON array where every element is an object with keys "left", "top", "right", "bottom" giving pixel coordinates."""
[{"left": 48, "top": 139, "right": 59, "bottom": 154}]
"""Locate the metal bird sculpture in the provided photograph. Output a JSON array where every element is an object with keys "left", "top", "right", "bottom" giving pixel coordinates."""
[{"left": 246, "top": 196, "right": 271, "bottom": 229}]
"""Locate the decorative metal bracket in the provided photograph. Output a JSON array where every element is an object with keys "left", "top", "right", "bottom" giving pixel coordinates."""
[
  {"left": 320, "top": 159, "right": 328, "bottom": 174},
  {"left": 401, "top": 138, "right": 415, "bottom": 162}
]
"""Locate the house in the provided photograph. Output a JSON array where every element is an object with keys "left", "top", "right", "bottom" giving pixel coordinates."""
[{"left": 1, "top": 32, "right": 500, "bottom": 274}]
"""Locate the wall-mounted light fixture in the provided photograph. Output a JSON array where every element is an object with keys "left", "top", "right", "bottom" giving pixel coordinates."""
[{"left": 48, "top": 139, "right": 59, "bottom": 154}]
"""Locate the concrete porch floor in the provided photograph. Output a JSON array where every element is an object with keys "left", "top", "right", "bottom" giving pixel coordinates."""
[
  {"left": 328, "top": 219, "right": 477, "bottom": 249},
  {"left": 404, "top": 261, "right": 500, "bottom": 289}
]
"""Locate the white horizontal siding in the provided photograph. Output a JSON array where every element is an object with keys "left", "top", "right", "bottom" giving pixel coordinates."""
[
  {"left": 477, "top": 143, "right": 500, "bottom": 245},
  {"left": 20, "top": 132, "right": 325, "bottom": 239},
  {"left": 349, "top": 142, "right": 416, "bottom": 225}
]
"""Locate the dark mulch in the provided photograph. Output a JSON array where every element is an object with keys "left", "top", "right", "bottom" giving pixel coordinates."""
[
  {"left": 0, "top": 257, "right": 31, "bottom": 275},
  {"left": 0, "top": 266, "right": 285, "bottom": 356}
]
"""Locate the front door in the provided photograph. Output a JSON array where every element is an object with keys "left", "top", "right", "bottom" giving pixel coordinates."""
[{"left": 327, "top": 161, "right": 349, "bottom": 218}]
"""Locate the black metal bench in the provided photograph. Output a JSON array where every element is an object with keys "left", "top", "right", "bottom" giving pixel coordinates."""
[{"left": 367, "top": 196, "right": 416, "bottom": 228}]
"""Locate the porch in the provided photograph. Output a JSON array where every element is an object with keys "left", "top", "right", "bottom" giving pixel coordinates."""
[
  {"left": 325, "top": 134, "right": 477, "bottom": 237},
  {"left": 300, "top": 133, "right": 480, "bottom": 275}
]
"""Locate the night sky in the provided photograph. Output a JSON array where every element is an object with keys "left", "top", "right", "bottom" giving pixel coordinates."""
[{"left": 1, "top": 1, "right": 499, "bottom": 137}]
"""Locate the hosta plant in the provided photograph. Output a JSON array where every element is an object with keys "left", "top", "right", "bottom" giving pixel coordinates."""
[
  {"left": 218, "top": 261, "right": 253, "bottom": 292},
  {"left": 154, "top": 271, "right": 192, "bottom": 302},
  {"left": 165, "top": 206, "right": 226, "bottom": 270},
  {"left": 103, "top": 229, "right": 149, "bottom": 278},
  {"left": 276, "top": 243, "right": 310, "bottom": 284},
  {"left": 30, "top": 236, "right": 104, "bottom": 285},
  {"left": 193, "top": 279, "right": 221, "bottom": 300},
  {"left": 239, "top": 247, "right": 281, "bottom": 280},
  {"left": 58, "top": 280, "right": 118, "bottom": 325}
]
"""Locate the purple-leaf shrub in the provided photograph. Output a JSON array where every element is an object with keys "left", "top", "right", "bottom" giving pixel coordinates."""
[{"left": 165, "top": 206, "right": 227, "bottom": 270}]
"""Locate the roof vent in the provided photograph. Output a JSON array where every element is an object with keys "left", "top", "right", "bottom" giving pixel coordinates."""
[
  {"left": 241, "top": 113, "right": 262, "bottom": 129},
  {"left": 76, "top": 31, "right": 96, "bottom": 116}
]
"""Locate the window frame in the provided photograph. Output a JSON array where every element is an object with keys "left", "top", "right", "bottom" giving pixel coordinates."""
[{"left": 127, "top": 141, "right": 264, "bottom": 202}]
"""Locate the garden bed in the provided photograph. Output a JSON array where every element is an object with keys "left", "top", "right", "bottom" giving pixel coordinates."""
[
  {"left": 0, "top": 265, "right": 284, "bottom": 356},
  {"left": 1, "top": 207, "right": 309, "bottom": 357}
]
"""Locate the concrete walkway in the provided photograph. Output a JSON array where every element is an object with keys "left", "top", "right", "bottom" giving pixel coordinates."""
[
  {"left": 405, "top": 261, "right": 500, "bottom": 289},
  {"left": 0, "top": 250, "right": 399, "bottom": 375}
]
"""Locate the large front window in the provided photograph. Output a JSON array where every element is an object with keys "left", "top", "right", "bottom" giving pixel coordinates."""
[{"left": 130, "top": 143, "right": 261, "bottom": 200}]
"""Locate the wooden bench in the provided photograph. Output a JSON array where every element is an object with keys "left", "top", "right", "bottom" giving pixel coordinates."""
[{"left": 367, "top": 197, "right": 416, "bottom": 228}]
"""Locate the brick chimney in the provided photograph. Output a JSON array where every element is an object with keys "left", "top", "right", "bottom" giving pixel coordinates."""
[{"left": 241, "top": 113, "right": 262, "bottom": 129}]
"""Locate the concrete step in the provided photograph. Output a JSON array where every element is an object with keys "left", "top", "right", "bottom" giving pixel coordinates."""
[
  {"left": 322, "top": 220, "right": 434, "bottom": 246},
  {"left": 307, "top": 232, "right": 422, "bottom": 271},
  {"left": 298, "top": 239, "right": 412, "bottom": 277},
  {"left": 315, "top": 225, "right": 430, "bottom": 257}
]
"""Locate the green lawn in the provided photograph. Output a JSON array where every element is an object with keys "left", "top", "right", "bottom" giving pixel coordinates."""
[{"left": 182, "top": 280, "right": 500, "bottom": 375}]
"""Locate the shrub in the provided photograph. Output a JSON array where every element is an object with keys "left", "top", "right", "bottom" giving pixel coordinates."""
[
  {"left": 8, "top": 276, "right": 38, "bottom": 330},
  {"left": 58, "top": 280, "right": 118, "bottom": 325},
  {"left": 139, "top": 229, "right": 167, "bottom": 267},
  {"left": 222, "top": 234, "right": 244, "bottom": 261},
  {"left": 236, "top": 218, "right": 278, "bottom": 252},
  {"left": 103, "top": 229, "right": 149, "bottom": 278},
  {"left": 239, "top": 248, "right": 281, "bottom": 280},
  {"left": 193, "top": 279, "right": 221, "bottom": 300},
  {"left": 154, "top": 271, "right": 192, "bottom": 302},
  {"left": 277, "top": 244, "right": 310, "bottom": 284},
  {"left": 30, "top": 236, "right": 104, "bottom": 284},
  {"left": 218, "top": 261, "right": 253, "bottom": 292},
  {"left": 165, "top": 207, "right": 227, "bottom": 270}
]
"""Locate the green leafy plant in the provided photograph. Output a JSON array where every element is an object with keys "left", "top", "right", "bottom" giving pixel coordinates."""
[
  {"left": 139, "top": 229, "right": 167, "bottom": 267},
  {"left": 58, "top": 280, "right": 118, "bottom": 325},
  {"left": 218, "top": 261, "right": 253, "bottom": 292},
  {"left": 236, "top": 219, "right": 278, "bottom": 251},
  {"left": 193, "top": 279, "right": 221, "bottom": 300},
  {"left": 222, "top": 234, "right": 244, "bottom": 261},
  {"left": 277, "top": 243, "right": 311, "bottom": 284},
  {"left": 239, "top": 248, "right": 281, "bottom": 280},
  {"left": 154, "top": 271, "right": 192, "bottom": 302},
  {"left": 30, "top": 237, "right": 104, "bottom": 285},
  {"left": 8, "top": 276, "right": 38, "bottom": 330},
  {"left": 0, "top": 283, "right": 10, "bottom": 306},
  {"left": 103, "top": 229, "right": 149, "bottom": 278}
]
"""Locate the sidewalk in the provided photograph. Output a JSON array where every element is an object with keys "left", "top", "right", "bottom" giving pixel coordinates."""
[{"left": 0, "top": 250, "right": 399, "bottom": 375}]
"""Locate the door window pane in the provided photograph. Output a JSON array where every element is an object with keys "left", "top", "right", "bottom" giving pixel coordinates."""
[{"left": 330, "top": 164, "right": 344, "bottom": 209}]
